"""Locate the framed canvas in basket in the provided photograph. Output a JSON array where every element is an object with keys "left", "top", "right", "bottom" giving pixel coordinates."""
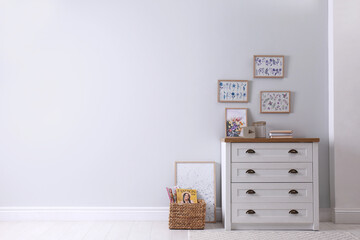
[
  {"left": 175, "top": 161, "right": 216, "bottom": 223},
  {"left": 260, "top": 91, "right": 291, "bottom": 113},
  {"left": 218, "top": 80, "right": 249, "bottom": 103},
  {"left": 254, "top": 55, "right": 284, "bottom": 78},
  {"left": 225, "top": 108, "right": 248, "bottom": 137}
]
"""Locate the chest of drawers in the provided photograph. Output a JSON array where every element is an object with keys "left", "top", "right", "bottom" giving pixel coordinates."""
[{"left": 221, "top": 138, "right": 320, "bottom": 230}]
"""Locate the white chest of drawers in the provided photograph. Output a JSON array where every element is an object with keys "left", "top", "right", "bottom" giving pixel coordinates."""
[{"left": 221, "top": 138, "right": 320, "bottom": 230}]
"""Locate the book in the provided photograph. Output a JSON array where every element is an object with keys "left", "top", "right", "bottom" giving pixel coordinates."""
[
  {"left": 269, "top": 130, "right": 293, "bottom": 134},
  {"left": 269, "top": 130, "right": 293, "bottom": 138},
  {"left": 166, "top": 187, "right": 178, "bottom": 203},
  {"left": 270, "top": 136, "right": 293, "bottom": 138},
  {"left": 269, "top": 133, "right": 293, "bottom": 136},
  {"left": 176, "top": 189, "right": 197, "bottom": 204}
]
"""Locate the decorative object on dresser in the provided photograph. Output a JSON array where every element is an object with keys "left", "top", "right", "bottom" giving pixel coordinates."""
[
  {"left": 218, "top": 80, "right": 249, "bottom": 103},
  {"left": 238, "top": 126, "right": 256, "bottom": 138},
  {"left": 254, "top": 55, "right": 284, "bottom": 78},
  {"left": 225, "top": 108, "right": 248, "bottom": 137},
  {"left": 221, "top": 138, "right": 320, "bottom": 230},
  {"left": 252, "top": 121, "right": 266, "bottom": 138},
  {"left": 260, "top": 91, "right": 291, "bottom": 113},
  {"left": 175, "top": 161, "right": 216, "bottom": 223}
]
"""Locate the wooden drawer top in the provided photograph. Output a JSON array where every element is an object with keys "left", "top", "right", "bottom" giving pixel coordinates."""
[{"left": 221, "top": 138, "right": 320, "bottom": 143}]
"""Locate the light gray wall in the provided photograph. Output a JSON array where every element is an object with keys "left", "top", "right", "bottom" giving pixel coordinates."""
[
  {"left": 333, "top": 0, "right": 360, "bottom": 210},
  {"left": 0, "top": 0, "right": 329, "bottom": 208}
]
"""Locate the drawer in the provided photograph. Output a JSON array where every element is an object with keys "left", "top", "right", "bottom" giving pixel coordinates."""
[
  {"left": 232, "top": 203, "right": 313, "bottom": 224},
  {"left": 231, "top": 143, "right": 312, "bottom": 163},
  {"left": 231, "top": 163, "right": 312, "bottom": 182},
  {"left": 232, "top": 183, "right": 313, "bottom": 203}
]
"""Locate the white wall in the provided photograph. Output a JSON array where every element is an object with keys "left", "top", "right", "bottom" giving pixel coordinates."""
[
  {"left": 332, "top": 0, "right": 360, "bottom": 223},
  {"left": 0, "top": 0, "right": 329, "bottom": 209}
]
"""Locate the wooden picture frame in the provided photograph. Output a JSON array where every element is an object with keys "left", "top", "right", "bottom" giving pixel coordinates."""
[
  {"left": 225, "top": 108, "right": 248, "bottom": 137},
  {"left": 175, "top": 161, "right": 216, "bottom": 223},
  {"left": 218, "top": 80, "right": 249, "bottom": 103},
  {"left": 260, "top": 91, "right": 291, "bottom": 113},
  {"left": 254, "top": 55, "right": 284, "bottom": 78}
]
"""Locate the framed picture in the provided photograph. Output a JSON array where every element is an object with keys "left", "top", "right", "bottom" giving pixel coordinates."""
[
  {"left": 254, "top": 55, "right": 284, "bottom": 78},
  {"left": 225, "top": 108, "right": 248, "bottom": 137},
  {"left": 260, "top": 91, "right": 291, "bottom": 113},
  {"left": 218, "top": 80, "right": 249, "bottom": 103},
  {"left": 175, "top": 161, "right": 216, "bottom": 223}
]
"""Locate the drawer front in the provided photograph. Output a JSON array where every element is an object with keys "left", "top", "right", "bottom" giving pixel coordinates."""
[
  {"left": 232, "top": 203, "right": 313, "bottom": 224},
  {"left": 231, "top": 163, "right": 313, "bottom": 182},
  {"left": 232, "top": 183, "right": 313, "bottom": 203},
  {"left": 231, "top": 143, "right": 312, "bottom": 163}
]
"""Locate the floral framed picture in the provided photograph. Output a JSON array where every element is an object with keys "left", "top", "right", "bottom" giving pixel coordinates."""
[
  {"left": 260, "top": 91, "right": 291, "bottom": 113},
  {"left": 218, "top": 80, "right": 248, "bottom": 103},
  {"left": 254, "top": 55, "right": 284, "bottom": 78},
  {"left": 225, "top": 108, "right": 248, "bottom": 137}
]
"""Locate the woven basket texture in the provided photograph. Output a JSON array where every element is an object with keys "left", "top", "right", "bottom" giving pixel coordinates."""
[{"left": 169, "top": 200, "right": 206, "bottom": 230}]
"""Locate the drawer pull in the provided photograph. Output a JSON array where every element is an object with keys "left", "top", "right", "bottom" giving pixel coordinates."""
[
  {"left": 288, "top": 189, "right": 299, "bottom": 194},
  {"left": 288, "top": 169, "right": 298, "bottom": 174},
  {"left": 289, "top": 209, "right": 299, "bottom": 215},
  {"left": 288, "top": 149, "right": 298, "bottom": 154},
  {"left": 246, "top": 189, "right": 256, "bottom": 194},
  {"left": 246, "top": 149, "right": 256, "bottom": 154},
  {"left": 246, "top": 209, "right": 256, "bottom": 215},
  {"left": 246, "top": 169, "right": 256, "bottom": 174}
]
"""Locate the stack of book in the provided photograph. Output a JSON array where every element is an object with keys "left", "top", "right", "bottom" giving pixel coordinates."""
[{"left": 269, "top": 130, "right": 293, "bottom": 138}]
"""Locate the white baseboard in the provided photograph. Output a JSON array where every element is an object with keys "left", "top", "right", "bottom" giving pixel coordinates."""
[
  {"left": 0, "top": 207, "right": 327, "bottom": 222},
  {"left": 0, "top": 207, "right": 169, "bottom": 221},
  {"left": 334, "top": 208, "right": 360, "bottom": 223}
]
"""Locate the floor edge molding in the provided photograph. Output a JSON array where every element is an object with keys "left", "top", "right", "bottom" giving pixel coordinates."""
[
  {"left": 334, "top": 208, "right": 360, "bottom": 224},
  {"left": 0, "top": 207, "right": 330, "bottom": 222}
]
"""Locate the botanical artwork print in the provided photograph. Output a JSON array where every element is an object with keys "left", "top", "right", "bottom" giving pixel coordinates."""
[
  {"left": 254, "top": 56, "right": 284, "bottom": 77},
  {"left": 218, "top": 81, "right": 248, "bottom": 102},
  {"left": 226, "top": 109, "right": 247, "bottom": 137},
  {"left": 176, "top": 162, "right": 216, "bottom": 222},
  {"left": 261, "top": 91, "right": 290, "bottom": 113}
]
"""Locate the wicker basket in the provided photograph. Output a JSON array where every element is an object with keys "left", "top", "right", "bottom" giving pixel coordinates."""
[{"left": 168, "top": 200, "right": 206, "bottom": 230}]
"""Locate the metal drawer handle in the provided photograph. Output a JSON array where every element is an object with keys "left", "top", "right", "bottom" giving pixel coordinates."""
[
  {"left": 246, "top": 189, "right": 256, "bottom": 194},
  {"left": 246, "top": 209, "right": 256, "bottom": 215},
  {"left": 288, "top": 149, "right": 298, "bottom": 154},
  {"left": 288, "top": 189, "right": 299, "bottom": 195},
  {"left": 289, "top": 209, "right": 299, "bottom": 215},
  {"left": 288, "top": 169, "right": 298, "bottom": 174},
  {"left": 246, "top": 149, "right": 256, "bottom": 154},
  {"left": 246, "top": 169, "right": 256, "bottom": 174}
]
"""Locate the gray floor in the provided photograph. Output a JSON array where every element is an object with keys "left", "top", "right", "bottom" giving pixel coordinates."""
[{"left": 0, "top": 221, "right": 359, "bottom": 240}]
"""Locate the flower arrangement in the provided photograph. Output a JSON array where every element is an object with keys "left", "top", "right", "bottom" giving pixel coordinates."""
[{"left": 226, "top": 117, "right": 245, "bottom": 137}]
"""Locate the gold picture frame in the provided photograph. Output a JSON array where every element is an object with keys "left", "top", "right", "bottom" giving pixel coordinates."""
[
  {"left": 218, "top": 80, "right": 249, "bottom": 103},
  {"left": 254, "top": 55, "right": 284, "bottom": 78},
  {"left": 260, "top": 91, "right": 291, "bottom": 113},
  {"left": 225, "top": 108, "right": 248, "bottom": 137}
]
